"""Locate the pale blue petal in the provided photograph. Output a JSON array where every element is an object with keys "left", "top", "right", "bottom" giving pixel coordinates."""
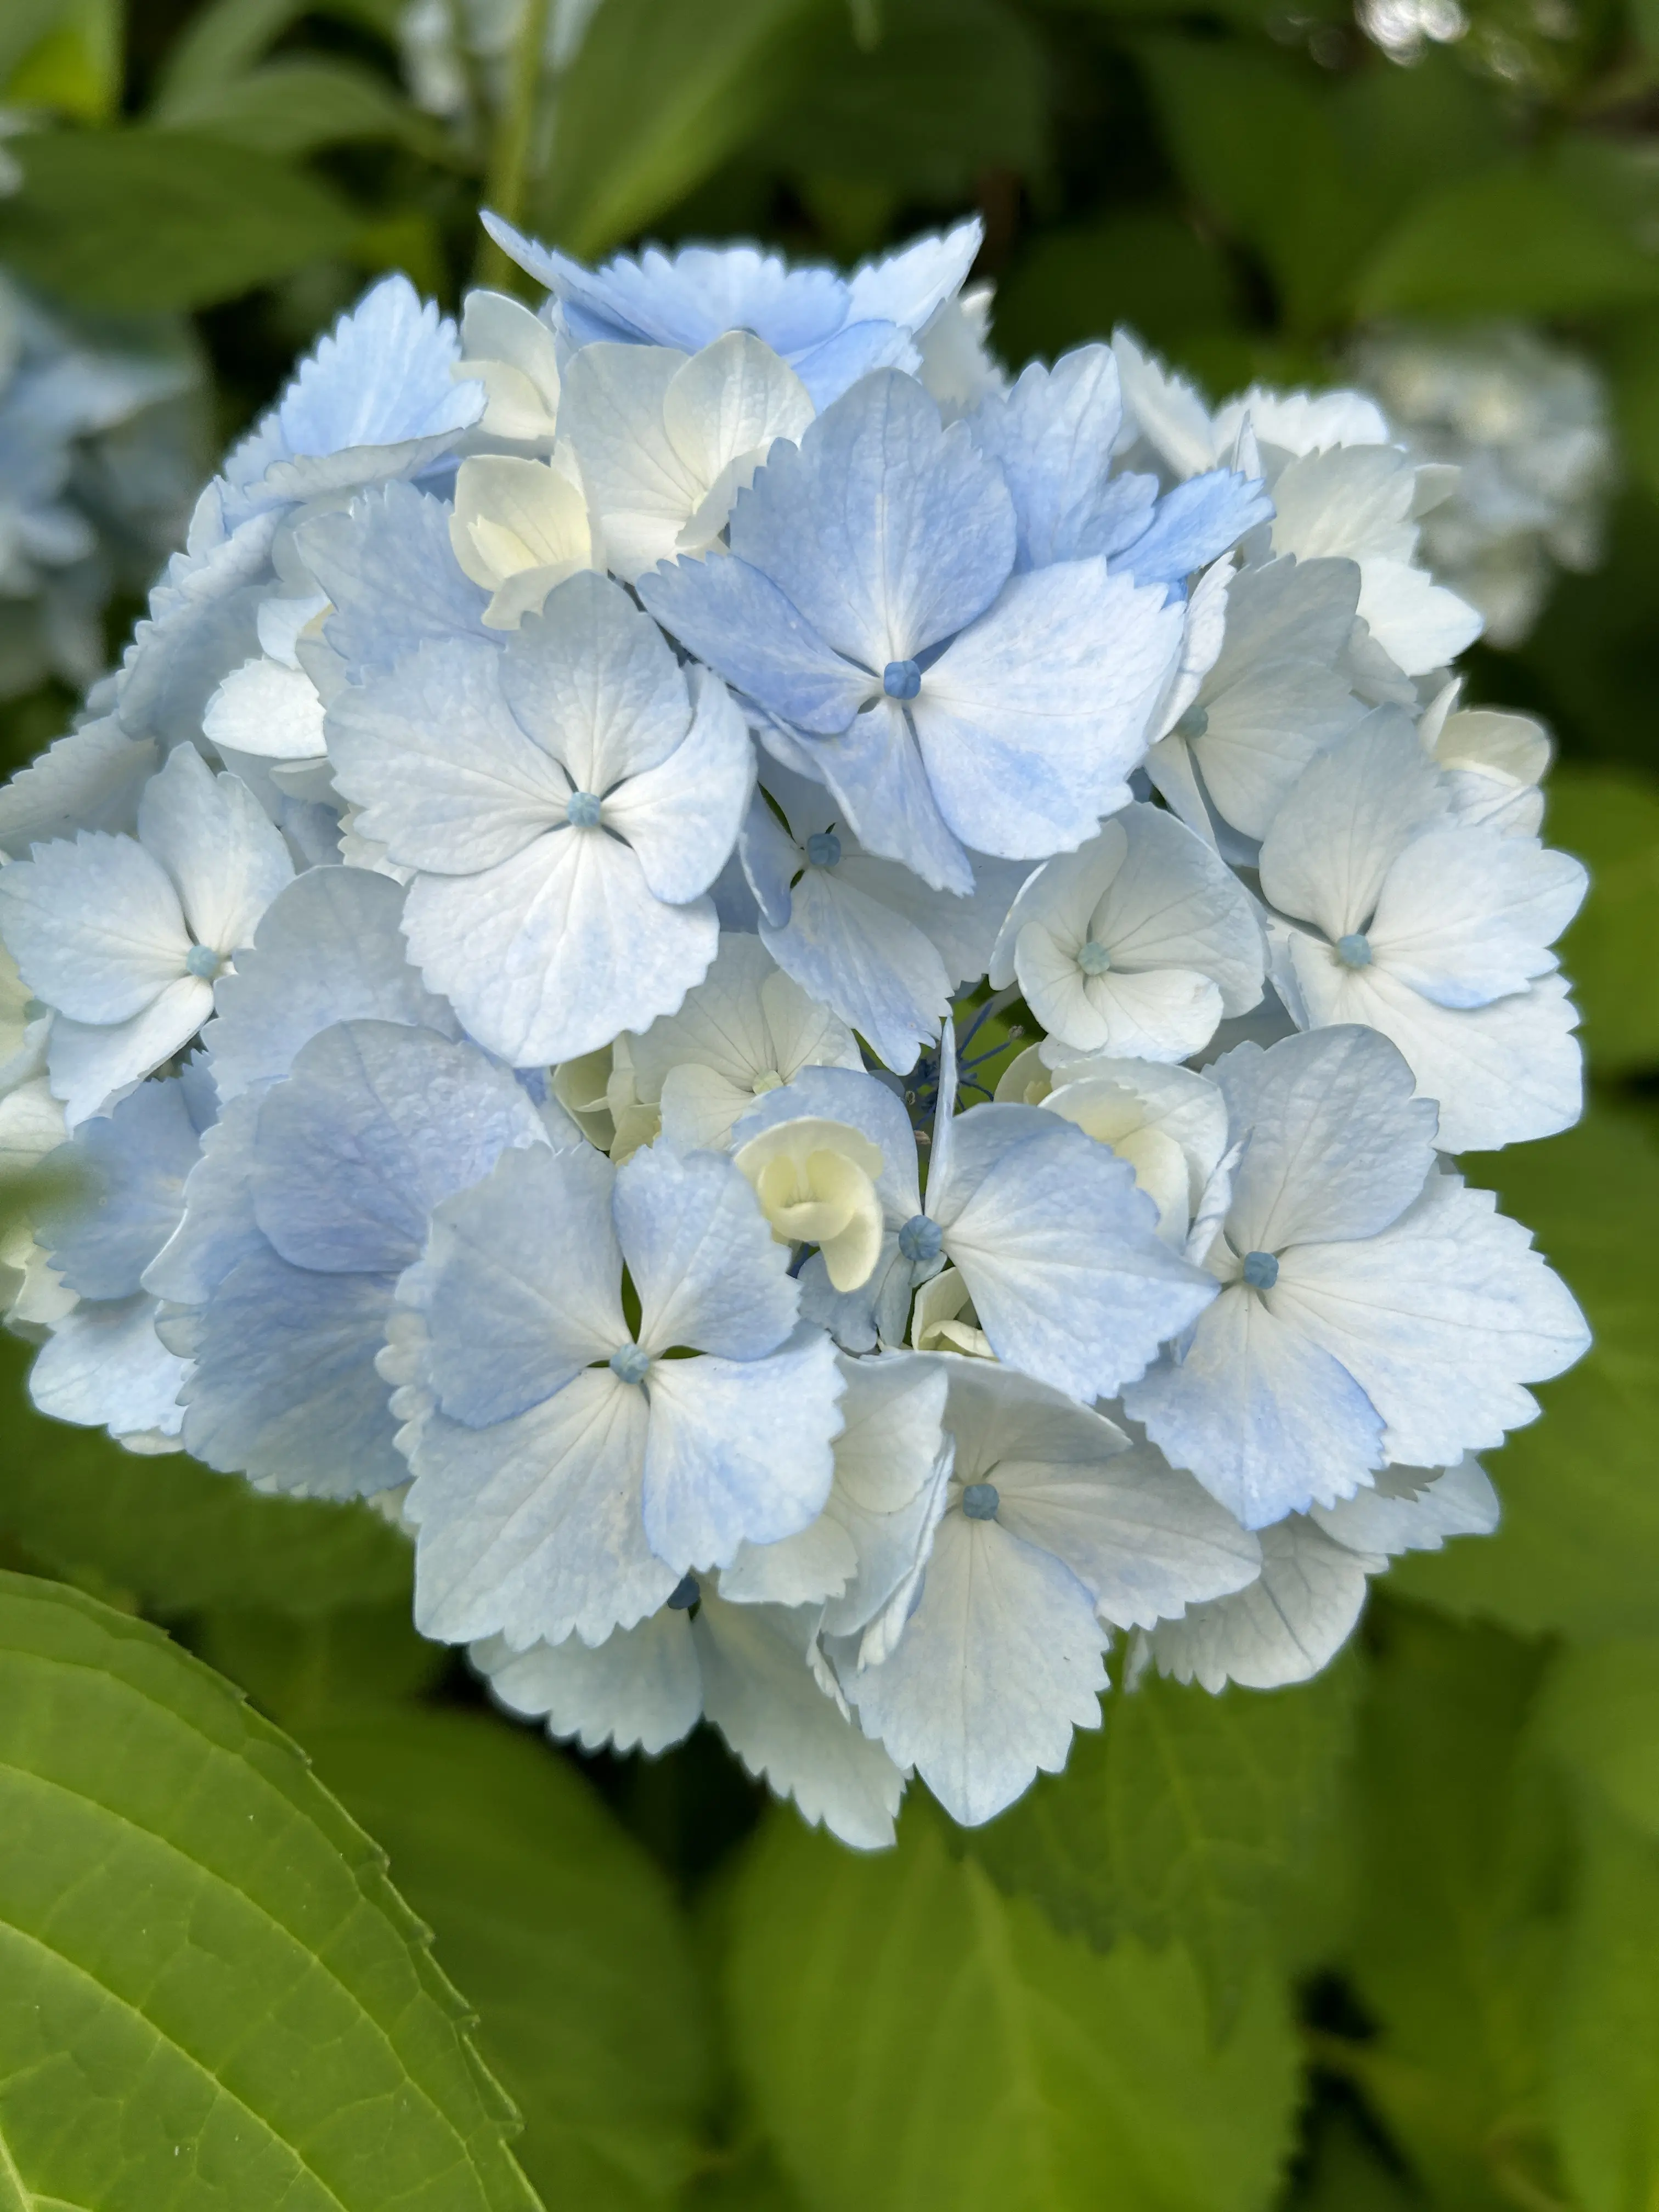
[
  {"left": 967, "top": 346, "right": 1129, "bottom": 569},
  {"left": 1113, "top": 468, "right": 1273, "bottom": 588},
  {"left": 1123, "top": 1281, "right": 1385, "bottom": 1527},
  {"left": 799, "top": 698, "right": 973, "bottom": 894},
  {"left": 602, "top": 669, "right": 753, "bottom": 905},
  {"left": 31, "top": 1294, "right": 189, "bottom": 1442},
  {"left": 787, "top": 321, "right": 915, "bottom": 409},
  {"left": 0, "top": 719, "right": 156, "bottom": 859},
  {"left": 738, "top": 789, "right": 800, "bottom": 929},
  {"left": 142, "top": 1092, "right": 264, "bottom": 1306},
  {"left": 204, "top": 866, "right": 458, "bottom": 1104},
  {"left": 501, "top": 569, "right": 692, "bottom": 791},
  {"left": 641, "top": 1326, "right": 842, "bottom": 1567},
  {"left": 251, "top": 1020, "right": 547, "bottom": 1275},
  {"left": 37, "top": 1076, "right": 202, "bottom": 1298},
  {"left": 615, "top": 1142, "right": 798, "bottom": 1359},
  {"left": 939, "top": 1115, "right": 1217, "bottom": 1402},
  {"left": 846, "top": 218, "right": 982, "bottom": 329},
  {"left": 48, "top": 983, "right": 213, "bottom": 1128},
  {"left": 0, "top": 829, "right": 186, "bottom": 1023},
  {"left": 1216, "top": 1025, "right": 1436, "bottom": 1253},
  {"left": 181, "top": 1247, "right": 404, "bottom": 1497},
  {"left": 912, "top": 561, "right": 1183, "bottom": 858},
  {"left": 640, "top": 551, "right": 871, "bottom": 737},
  {"left": 417, "top": 1141, "right": 624, "bottom": 1427},
  {"left": 726, "top": 370, "right": 1013, "bottom": 670},
  {"left": 475, "top": 1612, "right": 701, "bottom": 1756},
  {"left": 297, "top": 480, "right": 489, "bottom": 685},
  {"left": 761, "top": 865, "right": 950, "bottom": 1075},
  {"left": 409, "top": 1370, "right": 675, "bottom": 1647}
]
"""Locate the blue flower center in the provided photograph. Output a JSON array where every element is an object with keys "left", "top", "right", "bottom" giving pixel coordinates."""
[
  {"left": 1242, "top": 1250, "right": 1279, "bottom": 1291},
  {"left": 184, "top": 944, "right": 223, "bottom": 981},
  {"left": 805, "top": 830, "right": 842, "bottom": 870},
  {"left": 666, "top": 1573, "right": 701, "bottom": 1610},
  {"left": 567, "top": 789, "right": 603, "bottom": 829},
  {"left": 898, "top": 1214, "right": 943, "bottom": 1265},
  {"left": 883, "top": 658, "right": 922, "bottom": 701},
  {"left": 1175, "top": 704, "right": 1209, "bottom": 741},
  {"left": 609, "top": 1343, "right": 652, "bottom": 1385},
  {"left": 1335, "top": 932, "right": 1373, "bottom": 969},
  {"left": 1076, "top": 940, "right": 1113, "bottom": 976},
  {"left": 961, "top": 1482, "right": 1000, "bottom": 1521}
]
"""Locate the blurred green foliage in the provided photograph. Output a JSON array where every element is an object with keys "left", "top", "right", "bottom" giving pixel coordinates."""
[{"left": 5, "top": 0, "right": 1659, "bottom": 2202}]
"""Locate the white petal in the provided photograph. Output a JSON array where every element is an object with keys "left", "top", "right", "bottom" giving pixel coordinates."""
[
  {"left": 847, "top": 1508, "right": 1107, "bottom": 1827},
  {"left": 1146, "top": 1515, "right": 1376, "bottom": 1690},
  {"left": 204, "top": 657, "right": 328, "bottom": 762},
  {"left": 409, "top": 1372, "right": 676, "bottom": 1647},
  {"left": 30, "top": 1294, "right": 189, "bottom": 1441},
  {"left": 761, "top": 864, "right": 952, "bottom": 1076},
  {"left": 601, "top": 667, "right": 753, "bottom": 905},
  {"left": 137, "top": 745, "right": 295, "bottom": 955},
  {"left": 1366, "top": 827, "right": 1585, "bottom": 1009},
  {"left": 473, "top": 1612, "right": 701, "bottom": 1755},
  {"left": 695, "top": 1593, "right": 904, "bottom": 1849},
  {"left": 1313, "top": 1454, "right": 1499, "bottom": 1556},
  {"left": 1257, "top": 710, "right": 1447, "bottom": 943},
  {"left": 0, "top": 830, "right": 188, "bottom": 1022},
  {"left": 49, "top": 982, "right": 214, "bottom": 1127},
  {"left": 502, "top": 567, "right": 691, "bottom": 793}
]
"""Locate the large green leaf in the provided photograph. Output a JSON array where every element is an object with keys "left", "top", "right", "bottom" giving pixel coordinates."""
[
  {"left": 154, "top": 0, "right": 403, "bottom": 103},
  {"left": 965, "top": 1657, "right": 1360, "bottom": 2022},
  {"left": 0, "top": 128, "right": 358, "bottom": 310},
  {"left": 1330, "top": 1605, "right": 1565, "bottom": 2212},
  {"left": 1536, "top": 1637, "right": 1659, "bottom": 1839},
  {"left": 1388, "top": 1107, "right": 1659, "bottom": 1641},
  {"left": 724, "top": 1803, "right": 1299, "bottom": 2212},
  {"left": 152, "top": 57, "right": 443, "bottom": 159},
  {"left": 298, "top": 1706, "right": 717, "bottom": 2212},
  {"left": 0, "top": 1333, "right": 414, "bottom": 1618},
  {"left": 0, "top": 1571, "right": 538, "bottom": 2208},
  {"left": 1353, "top": 158, "right": 1659, "bottom": 317},
  {"left": 533, "top": 0, "right": 822, "bottom": 259},
  {"left": 749, "top": 0, "right": 1046, "bottom": 201},
  {"left": 1542, "top": 766, "right": 1659, "bottom": 1076},
  {"left": 991, "top": 208, "right": 1240, "bottom": 366}
]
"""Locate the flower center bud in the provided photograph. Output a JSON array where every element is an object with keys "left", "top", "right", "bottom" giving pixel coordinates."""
[
  {"left": 1242, "top": 1249, "right": 1279, "bottom": 1291},
  {"left": 609, "top": 1343, "right": 652, "bottom": 1385},
  {"left": 898, "top": 1214, "right": 943, "bottom": 1265},
  {"left": 882, "top": 658, "right": 922, "bottom": 701},
  {"left": 184, "top": 944, "right": 223, "bottom": 981},
  {"left": 1175, "top": 704, "right": 1209, "bottom": 741},
  {"left": 567, "top": 789, "right": 603, "bottom": 829},
  {"left": 1076, "top": 939, "right": 1113, "bottom": 977},
  {"left": 961, "top": 1482, "right": 1000, "bottom": 1521},
  {"left": 666, "top": 1573, "right": 701, "bottom": 1610},
  {"left": 1335, "top": 932, "right": 1373, "bottom": 969},
  {"left": 751, "top": 1069, "right": 785, "bottom": 1094},
  {"left": 805, "top": 830, "right": 842, "bottom": 869}
]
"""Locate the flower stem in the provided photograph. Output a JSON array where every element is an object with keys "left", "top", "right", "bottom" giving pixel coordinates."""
[{"left": 475, "top": 0, "right": 555, "bottom": 290}]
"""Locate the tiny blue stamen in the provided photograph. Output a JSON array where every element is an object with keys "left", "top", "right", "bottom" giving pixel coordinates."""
[
  {"left": 666, "top": 1573, "right": 701, "bottom": 1610},
  {"left": 184, "top": 944, "right": 222, "bottom": 980},
  {"left": 961, "top": 1482, "right": 1000, "bottom": 1521},
  {"left": 898, "top": 1214, "right": 943, "bottom": 1265},
  {"left": 882, "top": 658, "right": 922, "bottom": 701},
  {"left": 1076, "top": 940, "right": 1113, "bottom": 977},
  {"left": 609, "top": 1343, "right": 652, "bottom": 1385},
  {"left": 1335, "top": 932, "right": 1373, "bottom": 969},
  {"left": 1175, "top": 704, "right": 1209, "bottom": 741},
  {"left": 1242, "top": 1250, "right": 1279, "bottom": 1291},
  {"left": 567, "top": 789, "right": 603, "bottom": 829},
  {"left": 805, "top": 830, "right": 842, "bottom": 870}
]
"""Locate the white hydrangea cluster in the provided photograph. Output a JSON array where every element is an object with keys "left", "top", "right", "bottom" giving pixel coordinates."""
[
  {"left": 1350, "top": 321, "right": 1615, "bottom": 646},
  {"left": 0, "top": 222, "right": 1591, "bottom": 1847},
  {"left": 0, "top": 271, "right": 205, "bottom": 699}
]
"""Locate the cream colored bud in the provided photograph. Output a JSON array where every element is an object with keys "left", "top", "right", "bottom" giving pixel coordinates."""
[
  {"left": 733, "top": 1115, "right": 885, "bottom": 1293},
  {"left": 910, "top": 1267, "right": 994, "bottom": 1359},
  {"left": 449, "top": 455, "right": 594, "bottom": 628}
]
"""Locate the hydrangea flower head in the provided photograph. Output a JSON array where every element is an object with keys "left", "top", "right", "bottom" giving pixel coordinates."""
[{"left": 0, "top": 219, "right": 1594, "bottom": 1842}]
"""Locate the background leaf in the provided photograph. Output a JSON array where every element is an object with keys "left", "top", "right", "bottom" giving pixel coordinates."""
[
  {"left": 965, "top": 1657, "right": 1361, "bottom": 2022},
  {"left": 1543, "top": 767, "right": 1659, "bottom": 1075},
  {"left": 724, "top": 1803, "right": 1300, "bottom": 2212},
  {"left": 0, "top": 1334, "right": 415, "bottom": 1618},
  {"left": 0, "top": 1570, "right": 538, "bottom": 2209},
  {"left": 0, "top": 128, "right": 358, "bottom": 309}
]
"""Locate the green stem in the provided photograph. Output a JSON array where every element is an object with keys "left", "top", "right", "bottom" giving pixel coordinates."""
[{"left": 474, "top": 0, "right": 555, "bottom": 290}]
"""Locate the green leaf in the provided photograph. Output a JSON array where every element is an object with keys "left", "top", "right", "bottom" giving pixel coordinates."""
[
  {"left": 533, "top": 0, "right": 821, "bottom": 260},
  {"left": 1134, "top": 40, "right": 1372, "bottom": 336},
  {"left": 1548, "top": 1798, "right": 1659, "bottom": 2212},
  {"left": 965, "top": 1657, "right": 1361, "bottom": 2022},
  {"left": 1, "top": 0, "right": 121, "bottom": 121},
  {"left": 1541, "top": 765, "right": 1659, "bottom": 1076},
  {"left": 151, "top": 57, "right": 443, "bottom": 159},
  {"left": 1330, "top": 1604, "right": 1566, "bottom": 2212},
  {"left": 992, "top": 208, "right": 1240, "bottom": 366},
  {"left": 1353, "top": 157, "right": 1659, "bottom": 318},
  {"left": 0, "top": 1333, "right": 414, "bottom": 1618},
  {"left": 1292, "top": 2113, "right": 1427, "bottom": 2211},
  {"left": 0, "top": 0, "right": 73, "bottom": 88},
  {"left": 298, "top": 1706, "right": 716, "bottom": 2211},
  {"left": 1535, "top": 1637, "right": 1659, "bottom": 1842},
  {"left": 1388, "top": 1106, "right": 1659, "bottom": 1642},
  {"left": 154, "top": 0, "right": 403, "bottom": 103},
  {"left": 724, "top": 1803, "right": 1299, "bottom": 2212},
  {"left": 750, "top": 0, "right": 1047, "bottom": 201},
  {"left": 0, "top": 128, "right": 358, "bottom": 311},
  {"left": 0, "top": 1570, "right": 538, "bottom": 2208}
]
